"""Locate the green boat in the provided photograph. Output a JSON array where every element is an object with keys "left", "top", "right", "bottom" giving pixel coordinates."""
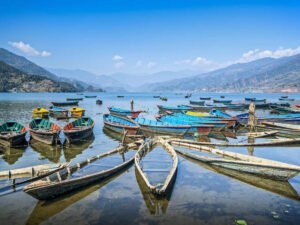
[
  {"left": 29, "top": 119, "right": 61, "bottom": 145},
  {"left": 63, "top": 117, "right": 95, "bottom": 144},
  {"left": 0, "top": 122, "right": 27, "bottom": 147}
]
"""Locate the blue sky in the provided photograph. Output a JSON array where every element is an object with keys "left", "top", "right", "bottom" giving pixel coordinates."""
[{"left": 0, "top": 0, "right": 300, "bottom": 74}]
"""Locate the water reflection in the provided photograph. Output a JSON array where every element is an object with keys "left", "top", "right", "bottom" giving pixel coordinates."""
[
  {"left": 0, "top": 146, "right": 27, "bottom": 165},
  {"left": 181, "top": 155, "right": 300, "bottom": 202},
  {"left": 26, "top": 169, "right": 128, "bottom": 225},
  {"left": 30, "top": 140, "right": 62, "bottom": 163},
  {"left": 135, "top": 168, "right": 172, "bottom": 215},
  {"left": 63, "top": 135, "right": 95, "bottom": 162}
]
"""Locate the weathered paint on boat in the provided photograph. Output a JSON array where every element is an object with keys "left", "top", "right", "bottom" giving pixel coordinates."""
[
  {"left": 49, "top": 107, "right": 69, "bottom": 118},
  {"left": 63, "top": 117, "right": 94, "bottom": 144},
  {"left": 108, "top": 107, "right": 144, "bottom": 119},
  {"left": 0, "top": 122, "right": 27, "bottom": 147},
  {"left": 23, "top": 145, "right": 137, "bottom": 200},
  {"left": 103, "top": 114, "right": 140, "bottom": 135},
  {"left": 29, "top": 119, "right": 61, "bottom": 145},
  {"left": 174, "top": 142, "right": 300, "bottom": 181},
  {"left": 262, "top": 122, "right": 300, "bottom": 130},
  {"left": 135, "top": 137, "right": 178, "bottom": 195}
]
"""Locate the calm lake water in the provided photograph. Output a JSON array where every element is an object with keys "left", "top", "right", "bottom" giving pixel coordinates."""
[{"left": 0, "top": 92, "right": 300, "bottom": 225}]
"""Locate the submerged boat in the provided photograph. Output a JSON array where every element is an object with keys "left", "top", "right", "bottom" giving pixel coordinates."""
[
  {"left": 103, "top": 114, "right": 140, "bottom": 135},
  {"left": 173, "top": 141, "right": 300, "bottom": 181},
  {"left": 23, "top": 146, "right": 136, "bottom": 200},
  {"left": 29, "top": 119, "right": 61, "bottom": 145},
  {"left": 108, "top": 107, "right": 144, "bottom": 119},
  {"left": 49, "top": 107, "right": 68, "bottom": 118},
  {"left": 213, "top": 99, "right": 232, "bottom": 104},
  {"left": 63, "top": 117, "right": 94, "bottom": 144},
  {"left": 32, "top": 108, "right": 49, "bottom": 118},
  {"left": 52, "top": 101, "right": 79, "bottom": 107},
  {"left": 189, "top": 100, "right": 205, "bottom": 106},
  {"left": 135, "top": 137, "right": 178, "bottom": 195},
  {"left": 0, "top": 122, "right": 27, "bottom": 147},
  {"left": 70, "top": 107, "right": 85, "bottom": 117},
  {"left": 135, "top": 118, "right": 213, "bottom": 136},
  {"left": 66, "top": 98, "right": 83, "bottom": 101}
]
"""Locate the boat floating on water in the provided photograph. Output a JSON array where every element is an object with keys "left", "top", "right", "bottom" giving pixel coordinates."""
[
  {"left": 66, "top": 98, "right": 83, "bottom": 101},
  {"left": 213, "top": 99, "right": 232, "bottom": 104},
  {"left": 85, "top": 96, "right": 97, "bottom": 98},
  {"left": 49, "top": 107, "right": 68, "bottom": 119},
  {"left": 52, "top": 101, "right": 79, "bottom": 107},
  {"left": 70, "top": 107, "right": 85, "bottom": 118},
  {"left": 63, "top": 117, "right": 95, "bottom": 144},
  {"left": 29, "top": 118, "right": 61, "bottom": 145},
  {"left": 32, "top": 108, "right": 49, "bottom": 118},
  {"left": 108, "top": 107, "right": 145, "bottom": 119},
  {"left": 0, "top": 122, "right": 27, "bottom": 147},
  {"left": 103, "top": 114, "right": 140, "bottom": 135},
  {"left": 189, "top": 100, "right": 205, "bottom": 106}
]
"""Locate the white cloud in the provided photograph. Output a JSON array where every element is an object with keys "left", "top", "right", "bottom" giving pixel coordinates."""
[
  {"left": 114, "top": 61, "right": 125, "bottom": 69},
  {"left": 175, "top": 56, "right": 216, "bottom": 68},
  {"left": 112, "top": 55, "right": 123, "bottom": 61},
  {"left": 238, "top": 46, "right": 300, "bottom": 63},
  {"left": 9, "top": 41, "right": 51, "bottom": 57},
  {"left": 147, "top": 61, "right": 157, "bottom": 69}
]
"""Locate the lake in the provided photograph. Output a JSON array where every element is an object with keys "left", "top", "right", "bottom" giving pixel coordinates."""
[{"left": 0, "top": 92, "right": 300, "bottom": 225}]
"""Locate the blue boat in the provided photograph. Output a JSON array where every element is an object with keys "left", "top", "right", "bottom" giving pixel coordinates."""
[
  {"left": 157, "top": 115, "right": 227, "bottom": 131},
  {"left": 157, "top": 105, "right": 192, "bottom": 113},
  {"left": 209, "top": 109, "right": 232, "bottom": 118},
  {"left": 237, "top": 113, "right": 300, "bottom": 124},
  {"left": 135, "top": 118, "right": 212, "bottom": 136},
  {"left": 103, "top": 114, "right": 140, "bottom": 135},
  {"left": 108, "top": 107, "right": 144, "bottom": 119},
  {"left": 213, "top": 99, "right": 232, "bottom": 104}
]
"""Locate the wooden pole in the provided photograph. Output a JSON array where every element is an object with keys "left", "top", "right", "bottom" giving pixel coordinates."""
[
  {"left": 248, "top": 102, "right": 256, "bottom": 132},
  {"left": 121, "top": 130, "right": 129, "bottom": 146},
  {"left": 130, "top": 100, "right": 134, "bottom": 111}
]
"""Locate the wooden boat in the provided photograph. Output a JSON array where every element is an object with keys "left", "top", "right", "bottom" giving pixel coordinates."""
[
  {"left": 281, "top": 96, "right": 289, "bottom": 99},
  {"left": 245, "top": 98, "right": 266, "bottom": 103},
  {"left": 0, "top": 122, "right": 27, "bottom": 147},
  {"left": 23, "top": 146, "right": 137, "bottom": 200},
  {"left": 103, "top": 114, "right": 140, "bottom": 135},
  {"left": 85, "top": 95, "right": 97, "bottom": 98},
  {"left": 63, "top": 117, "right": 94, "bottom": 144},
  {"left": 96, "top": 99, "right": 103, "bottom": 105},
  {"left": 117, "top": 95, "right": 124, "bottom": 98},
  {"left": 271, "top": 106, "right": 300, "bottom": 114},
  {"left": 66, "top": 98, "right": 83, "bottom": 101},
  {"left": 225, "top": 103, "right": 246, "bottom": 110},
  {"left": 173, "top": 142, "right": 300, "bottom": 181},
  {"left": 32, "top": 108, "right": 49, "bottom": 118},
  {"left": 220, "top": 95, "right": 225, "bottom": 98},
  {"left": 293, "top": 105, "right": 300, "bottom": 108},
  {"left": 70, "top": 107, "right": 85, "bottom": 117},
  {"left": 189, "top": 100, "right": 205, "bottom": 106},
  {"left": 245, "top": 97, "right": 256, "bottom": 101},
  {"left": 49, "top": 107, "right": 68, "bottom": 118},
  {"left": 160, "top": 97, "right": 168, "bottom": 101},
  {"left": 213, "top": 99, "right": 232, "bottom": 104},
  {"left": 189, "top": 104, "right": 229, "bottom": 111},
  {"left": 179, "top": 154, "right": 300, "bottom": 201},
  {"left": 51, "top": 101, "right": 79, "bottom": 107},
  {"left": 200, "top": 97, "right": 211, "bottom": 100},
  {"left": 170, "top": 137, "right": 300, "bottom": 147},
  {"left": 262, "top": 122, "right": 300, "bottom": 130},
  {"left": 135, "top": 137, "right": 178, "bottom": 195},
  {"left": 157, "top": 105, "right": 192, "bottom": 113},
  {"left": 135, "top": 118, "right": 213, "bottom": 136},
  {"left": 238, "top": 113, "right": 300, "bottom": 124},
  {"left": 153, "top": 96, "right": 160, "bottom": 98},
  {"left": 0, "top": 163, "right": 67, "bottom": 190},
  {"left": 185, "top": 111, "right": 211, "bottom": 117},
  {"left": 29, "top": 119, "right": 61, "bottom": 145},
  {"left": 108, "top": 107, "right": 145, "bottom": 119}
]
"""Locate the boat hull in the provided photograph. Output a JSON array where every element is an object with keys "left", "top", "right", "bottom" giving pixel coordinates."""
[
  {"left": 104, "top": 122, "right": 139, "bottom": 135},
  {"left": 0, "top": 132, "right": 27, "bottom": 147},
  {"left": 30, "top": 130, "right": 60, "bottom": 145},
  {"left": 64, "top": 126, "right": 94, "bottom": 144}
]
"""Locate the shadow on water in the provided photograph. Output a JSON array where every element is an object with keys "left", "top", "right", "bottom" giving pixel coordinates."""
[
  {"left": 63, "top": 135, "right": 95, "bottom": 162},
  {"left": 30, "top": 140, "right": 62, "bottom": 163},
  {"left": 135, "top": 167, "right": 173, "bottom": 215},
  {"left": 25, "top": 167, "right": 130, "bottom": 225},
  {"left": 180, "top": 154, "right": 300, "bottom": 202}
]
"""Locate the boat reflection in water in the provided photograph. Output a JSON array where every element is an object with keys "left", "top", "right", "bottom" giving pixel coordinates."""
[
  {"left": 26, "top": 168, "right": 129, "bottom": 225},
  {"left": 0, "top": 145, "right": 27, "bottom": 165},
  {"left": 181, "top": 154, "right": 300, "bottom": 202},
  {"left": 103, "top": 127, "right": 142, "bottom": 144},
  {"left": 135, "top": 167, "right": 173, "bottom": 215},
  {"left": 63, "top": 135, "right": 95, "bottom": 162},
  {"left": 30, "top": 140, "right": 62, "bottom": 163}
]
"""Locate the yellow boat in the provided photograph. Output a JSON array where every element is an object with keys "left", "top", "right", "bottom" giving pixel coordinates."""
[
  {"left": 32, "top": 108, "right": 49, "bottom": 118},
  {"left": 185, "top": 111, "right": 211, "bottom": 117},
  {"left": 70, "top": 107, "right": 85, "bottom": 117}
]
